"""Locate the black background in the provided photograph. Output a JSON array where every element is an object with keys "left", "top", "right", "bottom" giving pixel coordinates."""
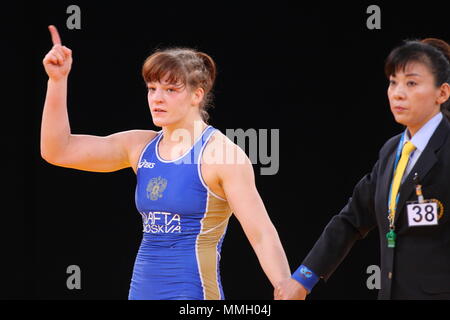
[{"left": 2, "top": 1, "right": 449, "bottom": 301}]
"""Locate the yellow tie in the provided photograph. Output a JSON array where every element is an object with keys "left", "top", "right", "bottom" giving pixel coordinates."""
[{"left": 388, "top": 141, "right": 416, "bottom": 224}]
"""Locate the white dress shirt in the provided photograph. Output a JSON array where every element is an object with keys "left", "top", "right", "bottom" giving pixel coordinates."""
[{"left": 402, "top": 112, "right": 443, "bottom": 182}]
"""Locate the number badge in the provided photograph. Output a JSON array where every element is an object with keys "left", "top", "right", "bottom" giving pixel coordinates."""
[{"left": 407, "top": 202, "right": 438, "bottom": 227}]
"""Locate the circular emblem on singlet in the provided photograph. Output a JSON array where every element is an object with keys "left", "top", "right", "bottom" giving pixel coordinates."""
[{"left": 146, "top": 176, "right": 168, "bottom": 201}]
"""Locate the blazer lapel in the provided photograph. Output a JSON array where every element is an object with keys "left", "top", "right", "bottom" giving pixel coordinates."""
[{"left": 394, "top": 118, "right": 450, "bottom": 224}]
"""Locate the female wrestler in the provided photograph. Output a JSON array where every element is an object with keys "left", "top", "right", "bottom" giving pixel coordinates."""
[
  {"left": 41, "top": 25, "right": 290, "bottom": 299},
  {"left": 275, "top": 38, "right": 450, "bottom": 300}
]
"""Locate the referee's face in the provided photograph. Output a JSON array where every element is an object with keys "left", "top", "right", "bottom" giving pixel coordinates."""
[{"left": 388, "top": 62, "right": 442, "bottom": 136}]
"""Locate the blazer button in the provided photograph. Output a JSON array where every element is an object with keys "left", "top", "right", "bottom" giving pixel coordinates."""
[{"left": 388, "top": 272, "right": 392, "bottom": 279}]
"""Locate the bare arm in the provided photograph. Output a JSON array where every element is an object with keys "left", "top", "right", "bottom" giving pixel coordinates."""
[
  {"left": 218, "top": 143, "right": 291, "bottom": 288},
  {"left": 41, "top": 25, "right": 151, "bottom": 172},
  {"left": 40, "top": 25, "right": 72, "bottom": 163}
]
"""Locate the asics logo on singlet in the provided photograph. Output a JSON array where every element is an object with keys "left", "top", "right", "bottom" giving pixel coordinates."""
[
  {"left": 138, "top": 159, "right": 155, "bottom": 169},
  {"left": 140, "top": 211, "right": 181, "bottom": 233}
]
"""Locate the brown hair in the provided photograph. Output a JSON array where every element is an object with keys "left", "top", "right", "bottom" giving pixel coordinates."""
[
  {"left": 384, "top": 38, "right": 450, "bottom": 120},
  {"left": 142, "top": 48, "right": 217, "bottom": 123}
]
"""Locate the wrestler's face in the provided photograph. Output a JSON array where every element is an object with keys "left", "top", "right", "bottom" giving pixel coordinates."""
[
  {"left": 147, "top": 75, "right": 203, "bottom": 127},
  {"left": 388, "top": 62, "right": 447, "bottom": 136}
]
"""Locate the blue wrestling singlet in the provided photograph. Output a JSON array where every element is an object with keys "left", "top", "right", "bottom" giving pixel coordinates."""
[{"left": 129, "top": 126, "right": 233, "bottom": 300}]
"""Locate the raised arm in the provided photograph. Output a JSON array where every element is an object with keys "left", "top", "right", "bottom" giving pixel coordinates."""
[{"left": 41, "top": 25, "right": 152, "bottom": 172}]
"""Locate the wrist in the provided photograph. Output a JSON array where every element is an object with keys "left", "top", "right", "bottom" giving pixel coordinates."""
[
  {"left": 48, "top": 76, "right": 69, "bottom": 84},
  {"left": 292, "top": 265, "right": 319, "bottom": 294}
]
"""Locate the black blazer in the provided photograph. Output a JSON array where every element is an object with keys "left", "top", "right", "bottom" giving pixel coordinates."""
[{"left": 303, "top": 116, "right": 450, "bottom": 299}]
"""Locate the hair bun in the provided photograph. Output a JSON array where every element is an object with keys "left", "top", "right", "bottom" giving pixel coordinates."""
[
  {"left": 421, "top": 38, "right": 450, "bottom": 62},
  {"left": 196, "top": 52, "right": 217, "bottom": 84}
]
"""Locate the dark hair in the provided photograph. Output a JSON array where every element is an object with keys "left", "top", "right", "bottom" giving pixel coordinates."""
[
  {"left": 142, "top": 48, "right": 217, "bottom": 123},
  {"left": 384, "top": 38, "right": 450, "bottom": 120}
]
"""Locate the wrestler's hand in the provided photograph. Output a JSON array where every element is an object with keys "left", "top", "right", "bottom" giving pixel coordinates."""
[
  {"left": 43, "top": 25, "right": 73, "bottom": 81},
  {"left": 274, "top": 277, "right": 307, "bottom": 300}
]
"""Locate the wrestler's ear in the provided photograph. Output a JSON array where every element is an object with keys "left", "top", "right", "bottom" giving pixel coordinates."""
[{"left": 191, "top": 87, "right": 205, "bottom": 106}]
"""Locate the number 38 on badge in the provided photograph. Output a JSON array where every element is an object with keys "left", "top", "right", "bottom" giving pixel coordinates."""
[{"left": 406, "top": 179, "right": 444, "bottom": 227}]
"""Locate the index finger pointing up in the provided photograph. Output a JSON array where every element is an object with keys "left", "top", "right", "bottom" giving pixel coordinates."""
[{"left": 48, "top": 25, "right": 62, "bottom": 45}]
